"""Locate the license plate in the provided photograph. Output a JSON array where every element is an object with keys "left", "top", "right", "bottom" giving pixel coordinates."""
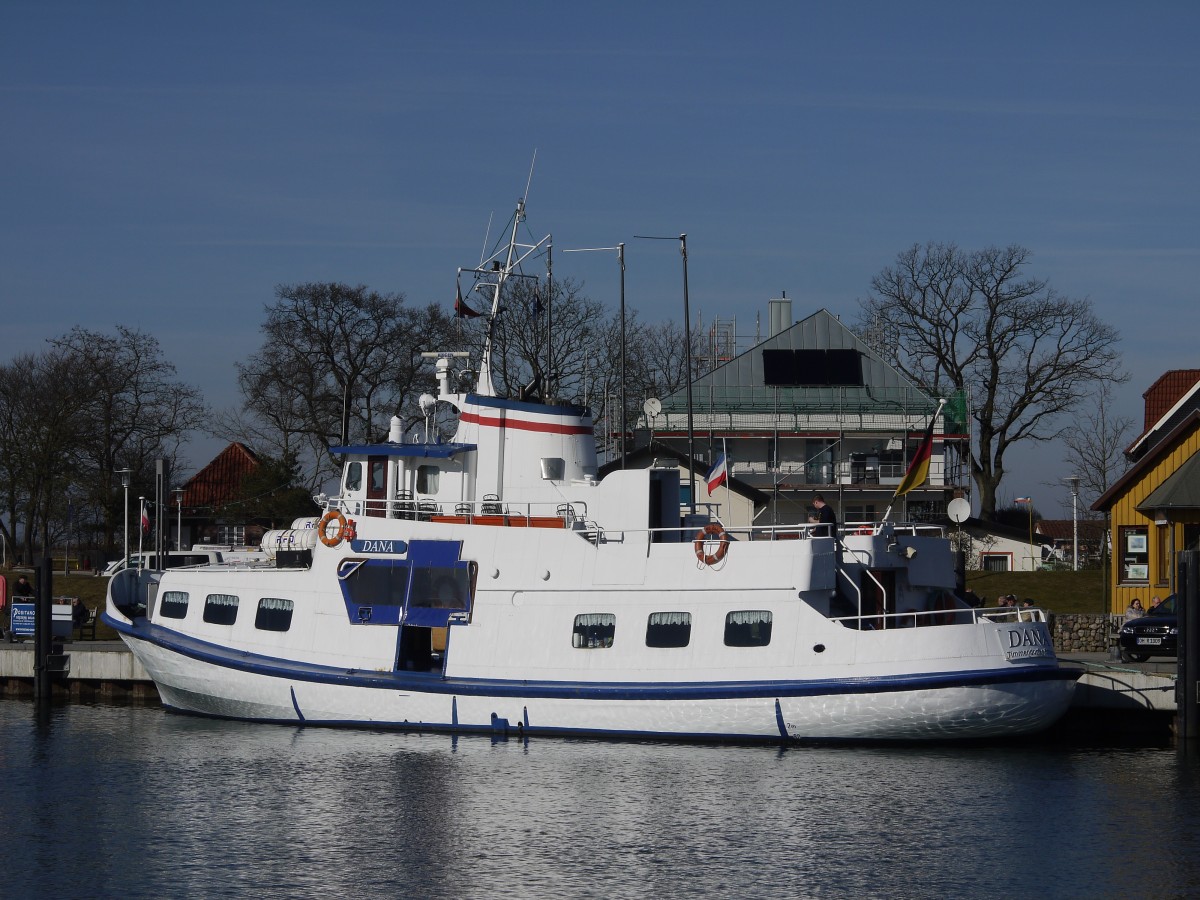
[{"left": 1137, "top": 637, "right": 1162, "bottom": 645}]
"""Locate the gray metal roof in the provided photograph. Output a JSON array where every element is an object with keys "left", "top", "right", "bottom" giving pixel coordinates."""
[{"left": 662, "top": 308, "right": 940, "bottom": 418}]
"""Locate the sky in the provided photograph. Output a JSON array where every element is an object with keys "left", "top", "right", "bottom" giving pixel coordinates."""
[{"left": 2, "top": 1, "right": 1197, "bottom": 519}]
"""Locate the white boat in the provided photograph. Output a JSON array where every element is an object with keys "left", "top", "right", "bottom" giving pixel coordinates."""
[{"left": 103, "top": 196, "right": 1078, "bottom": 742}]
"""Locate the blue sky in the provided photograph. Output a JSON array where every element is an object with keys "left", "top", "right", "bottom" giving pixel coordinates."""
[{"left": 3, "top": 1, "right": 1197, "bottom": 517}]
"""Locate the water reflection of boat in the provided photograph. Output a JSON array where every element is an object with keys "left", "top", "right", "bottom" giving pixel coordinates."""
[{"left": 103, "top": 194, "right": 1077, "bottom": 742}]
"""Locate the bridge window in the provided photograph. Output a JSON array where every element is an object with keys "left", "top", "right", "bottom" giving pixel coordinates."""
[
  {"left": 573, "top": 613, "right": 615, "bottom": 649},
  {"left": 724, "top": 610, "right": 773, "bottom": 647},
  {"left": 203, "top": 593, "right": 240, "bottom": 625},
  {"left": 417, "top": 465, "right": 440, "bottom": 495},
  {"left": 345, "top": 462, "right": 363, "bottom": 492}
]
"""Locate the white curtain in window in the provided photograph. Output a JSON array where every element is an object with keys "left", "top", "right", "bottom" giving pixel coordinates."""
[
  {"left": 648, "top": 612, "right": 690, "bottom": 627},
  {"left": 727, "top": 610, "right": 771, "bottom": 626},
  {"left": 574, "top": 613, "right": 615, "bottom": 627}
]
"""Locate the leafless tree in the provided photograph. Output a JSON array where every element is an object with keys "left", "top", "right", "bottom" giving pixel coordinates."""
[
  {"left": 52, "top": 326, "right": 207, "bottom": 552},
  {"left": 859, "top": 242, "right": 1126, "bottom": 520},
  {"left": 234, "top": 283, "right": 456, "bottom": 480},
  {"left": 1060, "top": 382, "right": 1134, "bottom": 513}
]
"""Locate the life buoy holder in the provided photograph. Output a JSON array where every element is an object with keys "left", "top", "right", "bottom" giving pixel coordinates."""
[
  {"left": 318, "top": 510, "right": 353, "bottom": 547},
  {"left": 694, "top": 523, "right": 730, "bottom": 566}
]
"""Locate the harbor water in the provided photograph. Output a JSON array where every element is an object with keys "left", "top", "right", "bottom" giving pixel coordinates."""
[{"left": 4, "top": 699, "right": 1200, "bottom": 899}]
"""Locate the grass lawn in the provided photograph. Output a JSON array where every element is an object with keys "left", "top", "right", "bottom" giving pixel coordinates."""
[{"left": 966, "top": 568, "right": 1110, "bottom": 616}]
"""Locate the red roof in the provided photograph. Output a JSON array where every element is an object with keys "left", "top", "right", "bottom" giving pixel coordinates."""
[
  {"left": 181, "top": 442, "right": 260, "bottom": 509},
  {"left": 1142, "top": 369, "right": 1200, "bottom": 432}
]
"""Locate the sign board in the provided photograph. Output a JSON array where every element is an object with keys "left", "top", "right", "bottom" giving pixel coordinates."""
[{"left": 8, "top": 602, "right": 73, "bottom": 638}]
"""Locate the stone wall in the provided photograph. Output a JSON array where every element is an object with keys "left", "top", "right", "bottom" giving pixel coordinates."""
[{"left": 1049, "top": 613, "right": 1115, "bottom": 653}]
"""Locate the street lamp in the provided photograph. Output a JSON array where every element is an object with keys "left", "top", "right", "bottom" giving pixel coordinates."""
[
  {"left": 635, "top": 233, "right": 696, "bottom": 513},
  {"left": 116, "top": 467, "right": 132, "bottom": 565},
  {"left": 174, "top": 487, "right": 185, "bottom": 551},
  {"left": 563, "top": 242, "right": 627, "bottom": 465},
  {"left": 1064, "top": 476, "right": 1081, "bottom": 571},
  {"left": 1015, "top": 496, "right": 1034, "bottom": 570}
]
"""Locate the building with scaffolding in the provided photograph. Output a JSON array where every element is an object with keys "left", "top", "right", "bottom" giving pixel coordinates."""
[{"left": 639, "top": 300, "right": 972, "bottom": 526}]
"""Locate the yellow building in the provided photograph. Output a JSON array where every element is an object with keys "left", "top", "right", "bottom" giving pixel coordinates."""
[{"left": 1093, "top": 370, "right": 1200, "bottom": 611}]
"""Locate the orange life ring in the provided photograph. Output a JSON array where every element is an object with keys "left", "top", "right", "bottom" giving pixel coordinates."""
[
  {"left": 693, "top": 523, "right": 730, "bottom": 566},
  {"left": 318, "top": 510, "right": 349, "bottom": 547}
]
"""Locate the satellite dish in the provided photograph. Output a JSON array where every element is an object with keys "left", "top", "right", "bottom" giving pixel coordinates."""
[
  {"left": 947, "top": 497, "right": 970, "bottom": 524},
  {"left": 419, "top": 393, "right": 437, "bottom": 414},
  {"left": 643, "top": 398, "right": 661, "bottom": 418}
]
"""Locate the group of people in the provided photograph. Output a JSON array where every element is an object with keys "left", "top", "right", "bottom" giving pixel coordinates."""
[
  {"left": 1124, "top": 596, "right": 1163, "bottom": 621},
  {"left": 997, "top": 594, "right": 1035, "bottom": 610}
]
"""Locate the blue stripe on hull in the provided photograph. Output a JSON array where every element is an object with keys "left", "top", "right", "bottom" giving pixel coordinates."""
[{"left": 108, "top": 614, "right": 1080, "bottom": 704}]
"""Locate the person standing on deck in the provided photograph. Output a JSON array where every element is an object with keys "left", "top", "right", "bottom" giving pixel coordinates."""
[{"left": 812, "top": 494, "right": 837, "bottom": 538}]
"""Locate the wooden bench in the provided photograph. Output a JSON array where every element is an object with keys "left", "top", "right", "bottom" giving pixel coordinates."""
[{"left": 74, "top": 607, "right": 97, "bottom": 641}]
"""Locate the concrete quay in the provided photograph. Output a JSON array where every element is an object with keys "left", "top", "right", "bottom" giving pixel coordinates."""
[{"left": 1, "top": 638, "right": 158, "bottom": 701}]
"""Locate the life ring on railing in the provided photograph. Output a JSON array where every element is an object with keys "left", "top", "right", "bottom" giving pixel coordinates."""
[
  {"left": 855, "top": 526, "right": 874, "bottom": 535},
  {"left": 318, "top": 510, "right": 350, "bottom": 547},
  {"left": 693, "top": 523, "right": 730, "bottom": 566}
]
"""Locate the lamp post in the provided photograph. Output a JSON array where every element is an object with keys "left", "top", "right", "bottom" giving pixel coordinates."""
[
  {"left": 1064, "top": 476, "right": 1081, "bottom": 571},
  {"left": 116, "top": 467, "right": 132, "bottom": 565},
  {"left": 635, "top": 233, "right": 696, "bottom": 513},
  {"left": 563, "top": 242, "right": 627, "bottom": 465},
  {"left": 1015, "top": 496, "right": 1034, "bottom": 570},
  {"left": 174, "top": 487, "right": 184, "bottom": 551}
]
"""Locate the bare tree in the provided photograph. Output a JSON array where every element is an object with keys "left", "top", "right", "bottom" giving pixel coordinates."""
[
  {"left": 52, "top": 326, "right": 207, "bottom": 553},
  {"left": 859, "top": 242, "right": 1126, "bottom": 520},
  {"left": 235, "top": 283, "right": 456, "bottom": 479},
  {"left": 1061, "top": 382, "right": 1134, "bottom": 512}
]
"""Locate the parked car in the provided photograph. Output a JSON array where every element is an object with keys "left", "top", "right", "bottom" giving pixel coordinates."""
[{"left": 1119, "top": 594, "right": 1178, "bottom": 662}]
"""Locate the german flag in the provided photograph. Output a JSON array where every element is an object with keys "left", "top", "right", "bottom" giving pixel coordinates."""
[{"left": 893, "top": 410, "right": 938, "bottom": 498}]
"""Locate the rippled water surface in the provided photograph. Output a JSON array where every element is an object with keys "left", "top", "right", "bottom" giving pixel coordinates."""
[{"left": 4, "top": 700, "right": 1200, "bottom": 899}]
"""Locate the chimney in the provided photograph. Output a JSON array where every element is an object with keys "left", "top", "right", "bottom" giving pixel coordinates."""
[{"left": 768, "top": 293, "right": 792, "bottom": 338}]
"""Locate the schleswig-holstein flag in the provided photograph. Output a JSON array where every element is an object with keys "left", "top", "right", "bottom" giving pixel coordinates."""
[{"left": 706, "top": 453, "right": 728, "bottom": 492}]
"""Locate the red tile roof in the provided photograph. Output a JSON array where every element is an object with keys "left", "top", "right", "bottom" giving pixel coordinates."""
[
  {"left": 1142, "top": 369, "right": 1200, "bottom": 431},
  {"left": 181, "top": 442, "right": 260, "bottom": 509}
]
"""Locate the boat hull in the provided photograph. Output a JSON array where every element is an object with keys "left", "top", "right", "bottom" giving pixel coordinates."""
[{"left": 115, "top": 623, "right": 1078, "bottom": 742}]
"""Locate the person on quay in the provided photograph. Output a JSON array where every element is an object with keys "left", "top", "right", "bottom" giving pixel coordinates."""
[{"left": 1125, "top": 598, "right": 1146, "bottom": 621}]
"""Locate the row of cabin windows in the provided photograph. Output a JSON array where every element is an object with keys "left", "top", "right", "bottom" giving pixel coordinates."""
[
  {"left": 344, "top": 461, "right": 440, "bottom": 497},
  {"left": 159, "top": 591, "right": 294, "bottom": 632},
  {"left": 573, "top": 610, "right": 773, "bottom": 650}
]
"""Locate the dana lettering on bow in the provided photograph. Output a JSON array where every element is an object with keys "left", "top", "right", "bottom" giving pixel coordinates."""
[
  {"left": 1007, "top": 629, "right": 1048, "bottom": 648},
  {"left": 1001, "top": 627, "right": 1052, "bottom": 659},
  {"left": 356, "top": 539, "right": 407, "bottom": 554}
]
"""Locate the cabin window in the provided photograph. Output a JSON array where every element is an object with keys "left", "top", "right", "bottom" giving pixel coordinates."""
[
  {"left": 724, "top": 610, "right": 773, "bottom": 647},
  {"left": 646, "top": 611, "right": 691, "bottom": 648},
  {"left": 160, "top": 591, "right": 189, "bottom": 619},
  {"left": 256, "top": 597, "right": 294, "bottom": 632},
  {"left": 416, "top": 465, "right": 440, "bottom": 495},
  {"left": 573, "top": 613, "right": 616, "bottom": 649},
  {"left": 1119, "top": 526, "right": 1149, "bottom": 584},
  {"left": 345, "top": 462, "right": 363, "bottom": 492},
  {"left": 203, "top": 593, "right": 240, "bottom": 625}
]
